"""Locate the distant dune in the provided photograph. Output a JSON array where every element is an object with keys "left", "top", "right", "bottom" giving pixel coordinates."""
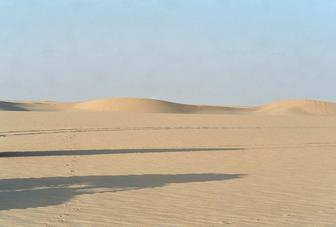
[
  {"left": 73, "top": 98, "right": 246, "bottom": 114},
  {"left": 1, "top": 98, "right": 336, "bottom": 115},
  {"left": 256, "top": 99, "right": 336, "bottom": 115},
  {"left": 74, "top": 98, "right": 196, "bottom": 113}
]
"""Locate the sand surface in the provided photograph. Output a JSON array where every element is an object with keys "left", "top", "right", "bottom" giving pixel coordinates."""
[
  {"left": 2, "top": 97, "right": 336, "bottom": 115},
  {"left": 1, "top": 98, "right": 336, "bottom": 226}
]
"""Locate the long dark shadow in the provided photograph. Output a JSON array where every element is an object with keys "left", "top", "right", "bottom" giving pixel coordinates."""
[
  {"left": 0, "top": 173, "right": 245, "bottom": 210},
  {"left": 0, "top": 147, "right": 245, "bottom": 158}
]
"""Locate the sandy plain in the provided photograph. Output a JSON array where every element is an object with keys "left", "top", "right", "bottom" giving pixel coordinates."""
[{"left": 1, "top": 98, "right": 336, "bottom": 226}]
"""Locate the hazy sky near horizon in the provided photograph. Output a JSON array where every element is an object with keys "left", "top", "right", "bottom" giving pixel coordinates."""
[{"left": 1, "top": 0, "right": 336, "bottom": 105}]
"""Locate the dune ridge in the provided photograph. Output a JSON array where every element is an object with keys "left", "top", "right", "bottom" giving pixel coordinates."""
[
  {"left": 1, "top": 98, "right": 336, "bottom": 115},
  {"left": 255, "top": 99, "right": 336, "bottom": 115},
  {"left": 73, "top": 98, "right": 246, "bottom": 114}
]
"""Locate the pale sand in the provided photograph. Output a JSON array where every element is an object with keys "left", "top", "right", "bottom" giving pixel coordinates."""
[
  {"left": 1, "top": 98, "right": 336, "bottom": 226},
  {"left": 2, "top": 97, "right": 336, "bottom": 115}
]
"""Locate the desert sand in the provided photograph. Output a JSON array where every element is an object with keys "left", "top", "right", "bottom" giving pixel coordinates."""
[{"left": 1, "top": 98, "right": 336, "bottom": 226}]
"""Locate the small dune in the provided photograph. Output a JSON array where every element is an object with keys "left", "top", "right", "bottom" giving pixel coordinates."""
[
  {"left": 256, "top": 99, "right": 336, "bottom": 115},
  {"left": 73, "top": 98, "right": 245, "bottom": 114},
  {"left": 73, "top": 98, "right": 197, "bottom": 113}
]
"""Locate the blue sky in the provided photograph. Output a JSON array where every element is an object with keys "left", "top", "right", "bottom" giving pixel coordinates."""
[{"left": 1, "top": 0, "right": 336, "bottom": 105}]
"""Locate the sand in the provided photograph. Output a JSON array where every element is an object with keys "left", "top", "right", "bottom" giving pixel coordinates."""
[
  {"left": 2, "top": 98, "right": 336, "bottom": 115},
  {"left": 1, "top": 98, "right": 336, "bottom": 226}
]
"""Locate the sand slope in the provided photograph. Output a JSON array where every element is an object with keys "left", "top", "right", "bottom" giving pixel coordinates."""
[
  {"left": 73, "top": 98, "right": 247, "bottom": 114},
  {"left": 1, "top": 98, "right": 336, "bottom": 115},
  {"left": 1, "top": 111, "right": 336, "bottom": 226},
  {"left": 256, "top": 99, "right": 336, "bottom": 115},
  {"left": 74, "top": 98, "right": 197, "bottom": 113}
]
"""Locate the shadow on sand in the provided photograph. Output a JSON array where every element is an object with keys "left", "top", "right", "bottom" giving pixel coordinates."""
[
  {"left": 0, "top": 101, "right": 28, "bottom": 111},
  {"left": 0, "top": 173, "right": 244, "bottom": 211},
  {"left": 0, "top": 147, "right": 245, "bottom": 158}
]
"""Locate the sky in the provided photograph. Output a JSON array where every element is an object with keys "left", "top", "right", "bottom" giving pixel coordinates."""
[{"left": 1, "top": 0, "right": 336, "bottom": 105}]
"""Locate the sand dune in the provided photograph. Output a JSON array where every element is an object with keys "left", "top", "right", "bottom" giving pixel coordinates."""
[
  {"left": 73, "top": 98, "right": 197, "bottom": 113},
  {"left": 1, "top": 98, "right": 336, "bottom": 115},
  {"left": 256, "top": 99, "right": 336, "bottom": 115},
  {"left": 73, "top": 98, "right": 245, "bottom": 114},
  {"left": 0, "top": 98, "right": 245, "bottom": 114}
]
